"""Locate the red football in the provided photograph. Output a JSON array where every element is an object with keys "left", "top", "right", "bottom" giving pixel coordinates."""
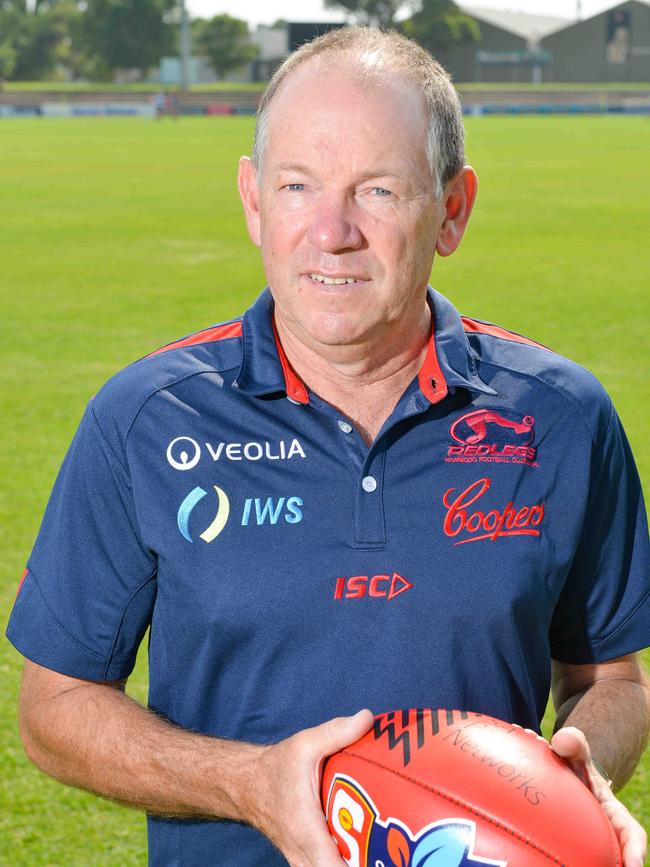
[{"left": 322, "top": 708, "right": 621, "bottom": 867}]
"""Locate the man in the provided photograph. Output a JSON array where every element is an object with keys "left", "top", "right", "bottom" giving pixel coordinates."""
[{"left": 6, "top": 27, "right": 649, "bottom": 867}]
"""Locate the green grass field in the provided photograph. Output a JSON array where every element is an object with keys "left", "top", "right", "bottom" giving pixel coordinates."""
[{"left": 1, "top": 115, "right": 648, "bottom": 865}]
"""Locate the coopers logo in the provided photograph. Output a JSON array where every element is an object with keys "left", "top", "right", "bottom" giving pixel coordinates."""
[
  {"left": 446, "top": 409, "right": 538, "bottom": 467},
  {"left": 177, "top": 485, "right": 303, "bottom": 543},
  {"left": 167, "top": 436, "right": 306, "bottom": 470},
  {"left": 443, "top": 478, "right": 545, "bottom": 546},
  {"left": 334, "top": 572, "right": 413, "bottom": 601}
]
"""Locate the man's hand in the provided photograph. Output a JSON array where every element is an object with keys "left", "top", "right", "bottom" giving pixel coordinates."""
[
  {"left": 250, "top": 709, "right": 374, "bottom": 867},
  {"left": 551, "top": 727, "right": 647, "bottom": 867},
  {"left": 19, "top": 658, "right": 372, "bottom": 863}
]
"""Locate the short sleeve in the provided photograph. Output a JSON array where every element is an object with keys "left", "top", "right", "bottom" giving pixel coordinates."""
[
  {"left": 6, "top": 401, "right": 157, "bottom": 680},
  {"left": 550, "top": 403, "right": 650, "bottom": 663}
]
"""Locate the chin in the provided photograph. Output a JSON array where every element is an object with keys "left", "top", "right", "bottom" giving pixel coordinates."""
[{"left": 306, "top": 315, "right": 370, "bottom": 348}]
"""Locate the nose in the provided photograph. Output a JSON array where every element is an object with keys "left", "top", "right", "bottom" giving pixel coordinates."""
[{"left": 306, "top": 191, "right": 364, "bottom": 253}]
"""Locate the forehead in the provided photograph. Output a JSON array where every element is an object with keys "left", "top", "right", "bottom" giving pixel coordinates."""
[{"left": 263, "top": 60, "right": 429, "bottom": 175}]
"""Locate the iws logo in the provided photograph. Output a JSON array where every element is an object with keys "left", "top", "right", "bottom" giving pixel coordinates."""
[
  {"left": 177, "top": 485, "right": 303, "bottom": 543},
  {"left": 166, "top": 435, "right": 306, "bottom": 470},
  {"left": 443, "top": 478, "right": 544, "bottom": 546},
  {"left": 325, "top": 776, "right": 506, "bottom": 867},
  {"left": 447, "top": 409, "right": 538, "bottom": 467},
  {"left": 178, "top": 486, "right": 230, "bottom": 542}
]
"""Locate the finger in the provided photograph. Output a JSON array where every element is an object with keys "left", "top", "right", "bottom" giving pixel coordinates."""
[
  {"left": 550, "top": 728, "right": 616, "bottom": 800},
  {"left": 620, "top": 820, "right": 647, "bottom": 867},
  {"left": 316, "top": 708, "right": 375, "bottom": 757},
  {"left": 550, "top": 726, "right": 590, "bottom": 762},
  {"left": 598, "top": 794, "right": 647, "bottom": 867}
]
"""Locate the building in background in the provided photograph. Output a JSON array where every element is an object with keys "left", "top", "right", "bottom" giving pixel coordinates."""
[
  {"left": 158, "top": 22, "right": 345, "bottom": 85},
  {"left": 155, "top": 3, "right": 650, "bottom": 86},
  {"left": 433, "top": 6, "right": 568, "bottom": 83},
  {"left": 250, "top": 25, "right": 288, "bottom": 81},
  {"left": 542, "top": 0, "right": 650, "bottom": 81},
  {"left": 249, "top": 22, "right": 344, "bottom": 80},
  {"left": 159, "top": 56, "right": 216, "bottom": 85}
]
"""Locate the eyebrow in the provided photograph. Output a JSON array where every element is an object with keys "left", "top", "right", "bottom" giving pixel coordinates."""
[
  {"left": 275, "top": 163, "right": 403, "bottom": 181},
  {"left": 275, "top": 163, "right": 313, "bottom": 175}
]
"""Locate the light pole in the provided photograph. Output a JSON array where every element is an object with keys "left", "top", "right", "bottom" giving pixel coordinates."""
[{"left": 180, "top": 0, "right": 191, "bottom": 90}]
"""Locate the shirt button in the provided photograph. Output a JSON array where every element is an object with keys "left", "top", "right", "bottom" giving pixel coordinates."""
[
  {"left": 338, "top": 420, "right": 353, "bottom": 433},
  {"left": 361, "top": 475, "right": 377, "bottom": 493}
]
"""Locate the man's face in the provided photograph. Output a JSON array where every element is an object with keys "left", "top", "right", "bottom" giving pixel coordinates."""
[{"left": 239, "top": 63, "right": 445, "bottom": 352}]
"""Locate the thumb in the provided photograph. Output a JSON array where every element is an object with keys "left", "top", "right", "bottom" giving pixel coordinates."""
[
  {"left": 318, "top": 709, "right": 374, "bottom": 757},
  {"left": 551, "top": 726, "right": 590, "bottom": 762}
]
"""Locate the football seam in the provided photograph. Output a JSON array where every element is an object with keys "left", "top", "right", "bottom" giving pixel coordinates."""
[{"left": 343, "top": 749, "right": 568, "bottom": 865}]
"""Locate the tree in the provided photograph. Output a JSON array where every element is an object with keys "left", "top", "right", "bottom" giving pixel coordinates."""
[
  {"left": 400, "top": 0, "right": 479, "bottom": 54},
  {"left": 0, "top": 2, "right": 21, "bottom": 78},
  {"left": 0, "top": 0, "right": 83, "bottom": 80},
  {"left": 194, "top": 14, "right": 258, "bottom": 80},
  {"left": 323, "top": 0, "right": 408, "bottom": 28},
  {"left": 81, "top": 0, "right": 176, "bottom": 78}
]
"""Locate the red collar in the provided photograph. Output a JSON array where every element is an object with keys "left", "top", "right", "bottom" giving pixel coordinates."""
[{"left": 272, "top": 317, "right": 449, "bottom": 407}]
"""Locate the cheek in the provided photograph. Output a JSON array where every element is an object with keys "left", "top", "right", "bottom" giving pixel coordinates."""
[
  {"left": 409, "top": 212, "right": 440, "bottom": 268},
  {"left": 260, "top": 226, "right": 294, "bottom": 271},
  {"left": 261, "top": 207, "right": 308, "bottom": 257}
]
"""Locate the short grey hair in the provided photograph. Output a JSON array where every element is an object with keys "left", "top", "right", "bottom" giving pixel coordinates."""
[{"left": 252, "top": 27, "right": 465, "bottom": 198}]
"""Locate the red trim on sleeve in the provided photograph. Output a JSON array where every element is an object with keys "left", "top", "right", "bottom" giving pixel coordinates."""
[
  {"left": 272, "top": 320, "right": 309, "bottom": 405},
  {"left": 16, "top": 568, "right": 28, "bottom": 598},
  {"left": 146, "top": 321, "right": 243, "bottom": 358},
  {"left": 461, "top": 317, "right": 549, "bottom": 351},
  {"left": 418, "top": 331, "right": 449, "bottom": 405}
]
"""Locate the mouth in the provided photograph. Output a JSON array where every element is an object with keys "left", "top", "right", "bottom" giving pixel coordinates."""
[{"left": 305, "top": 272, "right": 369, "bottom": 287}]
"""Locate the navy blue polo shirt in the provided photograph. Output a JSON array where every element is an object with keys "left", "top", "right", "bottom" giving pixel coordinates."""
[{"left": 7, "top": 287, "right": 649, "bottom": 866}]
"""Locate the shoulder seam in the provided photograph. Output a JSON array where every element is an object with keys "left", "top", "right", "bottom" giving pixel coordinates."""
[
  {"left": 476, "top": 357, "right": 607, "bottom": 446},
  {"left": 91, "top": 401, "right": 130, "bottom": 479},
  {"left": 124, "top": 365, "right": 241, "bottom": 446},
  {"left": 461, "top": 317, "right": 550, "bottom": 351},
  {"left": 144, "top": 319, "right": 243, "bottom": 358}
]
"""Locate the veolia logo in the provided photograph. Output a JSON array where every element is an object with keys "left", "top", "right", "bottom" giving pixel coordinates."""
[{"left": 167, "top": 436, "right": 201, "bottom": 471}]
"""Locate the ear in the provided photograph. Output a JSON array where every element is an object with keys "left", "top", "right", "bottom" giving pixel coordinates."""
[
  {"left": 238, "top": 156, "right": 261, "bottom": 248},
  {"left": 435, "top": 166, "right": 478, "bottom": 258}
]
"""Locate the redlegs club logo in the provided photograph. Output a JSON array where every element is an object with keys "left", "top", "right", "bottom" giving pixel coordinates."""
[
  {"left": 334, "top": 573, "right": 413, "bottom": 601},
  {"left": 443, "top": 478, "right": 545, "bottom": 545},
  {"left": 446, "top": 409, "right": 538, "bottom": 467}
]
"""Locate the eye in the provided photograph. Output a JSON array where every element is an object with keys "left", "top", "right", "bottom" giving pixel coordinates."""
[
  {"left": 283, "top": 183, "right": 305, "bottom": 191},
  {"left": 371, "top": 186, "right": 393, "bottom": 197}
]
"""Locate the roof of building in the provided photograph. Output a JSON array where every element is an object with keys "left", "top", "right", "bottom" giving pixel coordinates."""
[{"left": 460, "top": 5, "right": 570, "bottom": 41}]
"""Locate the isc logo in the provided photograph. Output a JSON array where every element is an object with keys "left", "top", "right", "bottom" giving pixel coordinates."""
[{"left": 334, "top": 572, "right": 413, "bottom": 601}]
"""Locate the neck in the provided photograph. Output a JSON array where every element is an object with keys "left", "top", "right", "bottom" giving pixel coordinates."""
[{"left": 274, "top": 304, "right": 432, "bottom": 444}]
